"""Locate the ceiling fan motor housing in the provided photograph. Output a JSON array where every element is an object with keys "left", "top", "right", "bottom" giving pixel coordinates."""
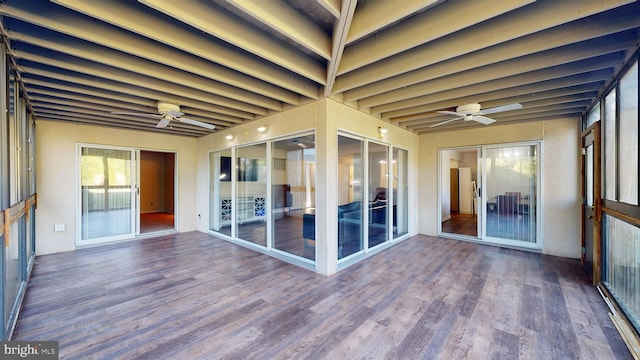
[
  {"left": 456, "top": 103, "right": 482, "bottom": 115},
  {"left": 157, "top": 101, "right": 181, "bottom": 115}
]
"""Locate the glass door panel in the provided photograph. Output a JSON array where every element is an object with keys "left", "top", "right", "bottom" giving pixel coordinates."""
[
  {"left": 368, "top": 142, "right": 389, "bottom": 248},
  {"left": 80, "top": 146, "right": 135, "bottom": 242},
  {"left": 235, "top": 144, "right": 267, "bottom": 246},
  {"left": 484, "top": 144, "right": 538, "bottom": 246},
  {"left": 393, "top": 148, "right": 409, "bottom": 238},
  {"left": 210, "top": 149, "right": 232, "bottom": 236},
  {"left": 338, "top": 135, "right": 363, "bottom": 259},
  {"left": 272, "top": 135, "right": 316, "bottom": 260}
]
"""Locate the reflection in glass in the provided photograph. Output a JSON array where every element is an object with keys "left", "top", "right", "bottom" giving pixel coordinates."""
[
  {"left": 338, "top": 136, "right": 363, "bottom": 259},
  {"left": 485, "top": 145, "right": 537, "bottom": 243},
  {"left": 272, "top": 135, "right": 316, "bottom": 260},
  {"left": 80, "top": 147, "right": 133, "bottom": 240},
  {"left": 619, "top": 61, "right": 638, "bottom": 205},
  {"left": 394, "top": 148, "right": 409, "bottom": 238},
  {"left": 586, "top": 101, "right": 600, "bottom": 128},
  {"left": 236, "top": 144, "right": 267, "bottom": 246},
  {"left": 603, "top": 215, "right": 640, "bottom": 331},
  {"left": 368, "top": 142, "right": 389, "bottom": 248},
  {"left": 604, "top": 89, "right": 617, "bottom": 201},
  {"left": 210, "top": 149, "right": 232, "bottom": 236}
]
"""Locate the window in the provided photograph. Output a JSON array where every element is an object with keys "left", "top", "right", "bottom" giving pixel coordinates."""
[
  {"left": 604, "top": 89, "right": 617, "bottom": 201},
  {"left": 618, "top": 61, "right": 638, "bottom": 205}
]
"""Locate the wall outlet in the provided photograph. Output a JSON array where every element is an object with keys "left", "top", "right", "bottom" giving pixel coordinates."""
[{"left": 54, "top": 224, "right": 65, "bottom": 232}]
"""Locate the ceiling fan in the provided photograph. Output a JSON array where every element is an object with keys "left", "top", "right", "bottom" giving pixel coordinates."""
[
  {"left": 429, "top": 102, "right": 522, "bottom": 127},
  {"left": 111, "top": 101, "right": 216, "bottom": 130}
]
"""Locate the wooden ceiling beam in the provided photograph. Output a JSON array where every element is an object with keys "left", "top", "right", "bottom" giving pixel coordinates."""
[
  {"left": 338, "top": 0, "right": 534, "bottom": 74},
  {"left": 0, "top": 0, "right": 306, "bottom": 103},
  {"left": 371, "top": 55, "right": 622, "bottom": 115},
  {"left": 357, "top": 38, "right": 632, "bottom": 109},
  {"left": 13, "top": 48, "right": 269, "bottom": 116},
  {"left": 384, "top": 82, "right": 605, "bottom": 121},
  {"left": 19, "top": 67, "right": 252, "bottom": 121},
  {"left": 324, "top": 0, "right": 356, "bottom": 96},
  {"left": 334, "top": 0, "right": 637, "bottom": 92},
  {"left": 346, "top": 0, "right": 443, "bottom": 45},
  {"left": 140, "top": 0, "right": 327, "bottom": 80},
  {"left": 227, "top": 0, "right": 332, "bottom": 61},
  {"left": 53, "top": 0, "right": 322, "bottom": 92},
  {"left": 6, "top": 27, "right": 284, "bottom": 111}
]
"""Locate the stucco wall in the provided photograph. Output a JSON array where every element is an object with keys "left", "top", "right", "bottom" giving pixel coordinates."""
[
  {"left": 418, "top": 118, "right": 581, "bottom": 258},
  {"left": 35, "top": 120, "right": 198, "bottom": 255}
]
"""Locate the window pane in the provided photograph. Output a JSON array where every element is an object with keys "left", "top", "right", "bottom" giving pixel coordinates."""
[
  {"left": 272, "top": 134, "right": 316, "bottom": 261},
  {"left": 236, "top": 144, "right": 267, "bottom": 246},
  {"left": 393, "top": 148, "right": 409, "bottom": 238},
  {"left": 604, "top": 89, "right": 617, "bottom": 201},
  {"left": 586, "top": 144, "right": 594, "bottom": 207},
  {"left": 209, "top": 149, "right": 232, "bottom": 236},
  {"left": 586, "top": 101, "right": 600, "bottom": 128},
  {"left": 338, "top": 135, "right": 363, "bottom": 259},
  {"left": 485, "top": 145, "right": 537, "bottom": 244},
  {"left": 603, "top": 215, "right": 640, "bottom": 332},
  {"left": 368, "top": 142, "right": 389, "bottom": 248},
  {"left": 619, "top": 61, "right": 638, "bottom": 205},
  {"left": 80, "top": 147, "right": 133, "bottom": 240}
]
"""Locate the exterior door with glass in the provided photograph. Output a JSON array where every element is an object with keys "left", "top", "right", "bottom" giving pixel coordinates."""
[{"left": 582, "top": 123, "right": 601, "bottom": 284}]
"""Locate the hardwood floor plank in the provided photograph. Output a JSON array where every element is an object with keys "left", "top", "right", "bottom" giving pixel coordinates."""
[{"left": 12, "top": 232, "right": 633, "bottom": 359}]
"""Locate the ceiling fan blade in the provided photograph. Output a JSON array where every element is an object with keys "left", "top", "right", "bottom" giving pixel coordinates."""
[
  {"left": 111, "top": 111, "right": 162, "bottom": 118},
  {"left": 177, "top": 117, "right": 216, "bottom": 130},
  {"left": 472, "top": 115, "right": 496, "bottom": 125},
  {"left": 437, "top": 110, "right": 464, "bottom": 117},
  {"left": 480, "top": 103, "right": 522, "bottom": 115},
  {"left": 429, "top": 118, "right": 460, "bottom": 128},
  {"left": 156, "top": 116, "right": 172, "bottom": 128},
  {"left": 166, "top": 110, "right": 184, "bottom": 117}
]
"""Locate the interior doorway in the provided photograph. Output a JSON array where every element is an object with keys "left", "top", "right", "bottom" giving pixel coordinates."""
[
  {"left": 440, "top": 148, "right": 480, "bottom": 237},
  {"left": 139, "top": 150, "right": 175, "bottom": 234}
]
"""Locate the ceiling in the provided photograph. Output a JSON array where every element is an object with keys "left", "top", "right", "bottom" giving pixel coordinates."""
[{"left": 1, "top": 0, "right": 639, "bottom": 137}]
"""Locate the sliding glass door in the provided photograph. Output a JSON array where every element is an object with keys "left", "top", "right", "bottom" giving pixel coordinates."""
[
  {"left": 439, "top": 142, "right": 540, "bottom": 248},
  {"left": 272, "top": 134, "right": 316, "bottom": 260},
  {"left": 235, "top": 144, "right": 267, "bottom": 246},
  {"left": 483, "top": 144, "right": 538, "bottom": 247},
  {"left": 79, "top": 146, "right": 136, "bottom": 244}
]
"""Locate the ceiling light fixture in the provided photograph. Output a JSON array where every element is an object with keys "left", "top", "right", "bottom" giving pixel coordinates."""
[
  {"left": 257, "top": 125, "right": 268, "bottom": 133},
  {"left": 225, "top": 134, "right": 234, "bottom": 140},
  {"left": 377, "top": 126, "right": 388, "bottom": 138}
]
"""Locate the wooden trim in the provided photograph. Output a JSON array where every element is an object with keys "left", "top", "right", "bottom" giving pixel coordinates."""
[
  {"left": 2, "top": 193, "right": 37, "bottom": 247},
  {"left": 593, "top": 122, "right": 602, "bottom": 284},
  {"left": 3, "top": 208, "right": 9, "bottom": 247},
  {"left": 598, "top": 284, "right": 640, "bottom": 359},
  {"left": 603, "top": 207, "right": 640, "bottom": 227}
]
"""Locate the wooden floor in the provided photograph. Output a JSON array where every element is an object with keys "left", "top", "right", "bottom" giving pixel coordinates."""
[
  {"left": 14, "top": 232, "right": 631, "bottom": 359},
  {"left": 139, "top": 212, "right": 175, "bottom": 233},
  {"left": 442, "top": 213, "right": 478, "bottom": 237}
]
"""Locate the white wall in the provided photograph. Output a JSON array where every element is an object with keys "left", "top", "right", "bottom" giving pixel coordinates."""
[
  {"left": 35, "top": 121, "right": 198, "bottom": 255},
  {"left": 419, "top": 118, "right": 581, "bottom": 258}
]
